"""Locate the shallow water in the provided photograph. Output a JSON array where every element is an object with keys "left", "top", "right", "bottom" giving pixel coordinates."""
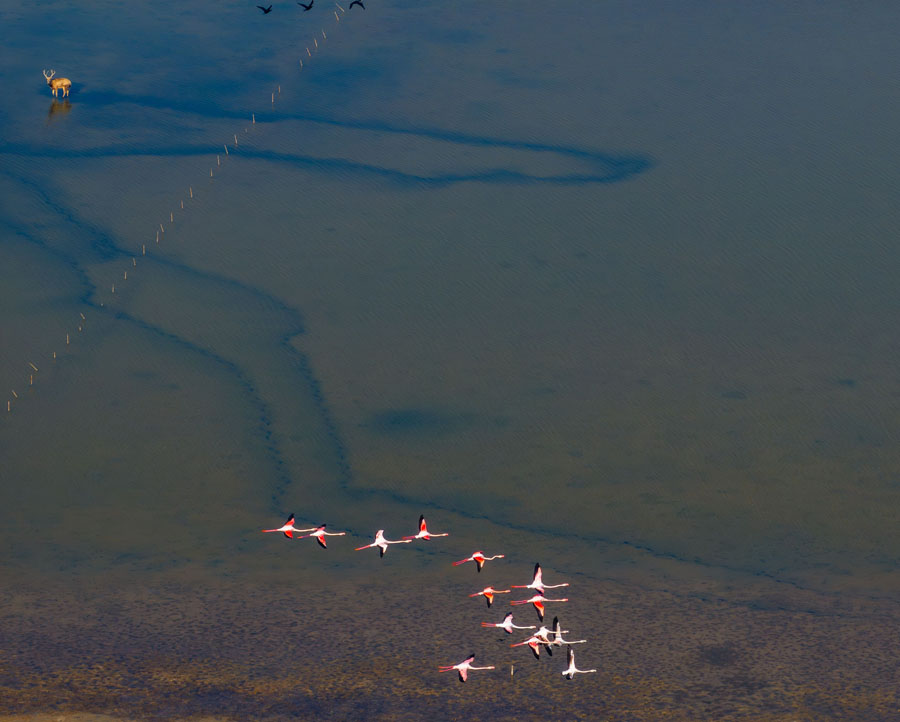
[{"left": 2, "top": 1, "right": 900, "bottom": 719}]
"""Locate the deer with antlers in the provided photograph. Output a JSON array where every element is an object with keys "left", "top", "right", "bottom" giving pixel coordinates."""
[{"left": 43, "top": 69, "right": 72, "bottom": 98}]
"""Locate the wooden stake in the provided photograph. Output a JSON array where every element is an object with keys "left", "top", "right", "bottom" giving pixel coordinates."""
[
  {"left": 11, "top": 390, "right": 18, "bottom": 399},
  {"left": 335, "top": 10, "right": 339, "bottom": 21},
  {"left": 252, "top": 113, "right": 256, "bottom": 123},
  {"left": 29, "top": 375, "right": 33, "bottom": 386},
  {"left": 300, "top": 58, "right": 304, "bottom": 68},
  {"left": 314, "top": 38, "right": 318, "bottom": 49},
  {"left": 234, "top": 134, "right": 238, "bottom": 146},
  {"left": 142, "top": 244, "right": 146, "bottom": 255},
  {"left": 170, "top": 211, "right": 174, "bottom": 222},
  {"left": 181, "top": 200, "right": 184, "bottom": 209},
  {"left": 53, "top": 351, "right": 56, "bottom": 359},
  {"left": 217, "top": 155, "right": 221, "bottom": 166},
  {"left": 210, "top": 168, "right": 213, "bottom": 177},
  {"left": 322, "top": 30, "right": 326, "bottom": 39},
  {"left": 156, "top": 231, "right": 159, "bottom": 244},
  {"left": 224, "top": 144, "right": 229, "bottom": 155},
  {"left": 112, "top": 284, "right": 115, "bottom": 293},
  {"left": 307, "top": 47, "right": 311, "bottom": 56},
  {"left": 29, "top": 362, "right": 38, "bottom": 372},
  {"left": 190, "top": 186, "right": 193, "bottom": 198},
  {"left": 66, "top": 334, "right": 69, "bottom": 345},
  {"left": 160, "top": 223, "right": 165, "bottom": 233},
  {"left": 80, "top": 313, "right": 85, "bottom": 321},
  {"left": 133, "top": 257, "right": 136, "bottom": 267},
  {"left": 271, "top": 92, "right": 275, "bottom": 103},
  {"left": 124, "top": 271, "right": 127, "bottom": 280},
  {"left": 278, "top": 85, "right": 281, "bottom": 93}
]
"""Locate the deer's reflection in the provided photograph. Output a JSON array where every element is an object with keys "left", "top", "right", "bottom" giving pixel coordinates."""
[{"left": 46, "top": 98, "right": 72, "bottom": 123}]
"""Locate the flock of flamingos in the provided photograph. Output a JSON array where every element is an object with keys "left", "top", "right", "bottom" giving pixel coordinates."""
[
  {"left": 263, "top": 514, "right": 598, "bottom": 682},
  {"left": 29, "top": 0, "right": 600, "bottom": 690}
]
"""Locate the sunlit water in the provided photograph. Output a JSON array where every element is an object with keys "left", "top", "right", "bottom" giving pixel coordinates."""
[{"left": 1, "top": 1, "right": 899, "bottom": 719}]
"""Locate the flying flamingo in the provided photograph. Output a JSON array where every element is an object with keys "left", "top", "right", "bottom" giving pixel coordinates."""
[
  {"left": 403, "top": 515, "right": 449, "bottom": 540},
  {"left": 510, "top": 562, "right": 569, "bottom": 593},
  {"left": 354, "top": 529, "right": 411, "bottom": 557},
  {"left": 438, "top": 654, "right": 495, "bottom": 683},
  {"left": 547, "top": 616, "right": 586, "bottom": 649},
  {"left": 296, "top": 524, "right": 346, "bottom": 548},
  {"left": 453, "top": 551, "right": 505, "bottom": 573},
  {"left": 469, "top": 586, "right": 511, "bottom": 608},
  {"left": 510, "top": 633, "right": 551, "bottom": 660},
  {"left": 510, "top": 591, "right": 568, "bottom": 621},
  {"left": 261, "top": 513, "right": 317, "bottom": 539},
  {"left": 481, "top": 612, "right": 535, "bottom": 635},
  {"left": 562, "top": 646, "right": 597, "bottom": 679}
]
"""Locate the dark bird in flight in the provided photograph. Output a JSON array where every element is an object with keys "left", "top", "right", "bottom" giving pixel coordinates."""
[
  {"left": 257, "top": 4, "right": 273, "bottom": 12},
  {"left": 297, "top": 0, "right": 313, "bottom": 9},
  {"left": 349, "top": 0, "right": 364, "bottom": 8}
]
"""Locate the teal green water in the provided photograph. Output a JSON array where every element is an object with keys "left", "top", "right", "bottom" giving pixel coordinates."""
[{"left": 2, "top": 1, "right": 900, "bottom": 719}]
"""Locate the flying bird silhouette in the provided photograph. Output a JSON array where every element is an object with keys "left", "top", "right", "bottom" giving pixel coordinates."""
[
  {"left": 257, "top": 4, "right": 273, "bottom": 13},
  {"left": 349, "top": 0, "right": 364, "bottom": 8},
  {"left": 298, "top": 0, "right": 313, "bottom": 9}
]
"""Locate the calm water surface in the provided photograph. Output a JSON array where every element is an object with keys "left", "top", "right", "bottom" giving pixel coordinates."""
[{"left": 1, "top": 1, "right": 899, "bottom": 719}]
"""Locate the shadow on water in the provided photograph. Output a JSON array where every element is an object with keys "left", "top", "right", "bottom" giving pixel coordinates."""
[{"left": 45, "top": 98, "right": 72, "bottom": 124}]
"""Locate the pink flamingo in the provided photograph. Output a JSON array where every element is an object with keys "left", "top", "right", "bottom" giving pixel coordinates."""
[
  {"left": 480, "top": 612, "right": 536, "bottom": 635},
  {"left": 562, "top": 646, "right": 597, "bottom": 679},
  {"left": 510, "top": 562, "right": 569, "bottom": 593},
  {"left": 452, "top": 550, "right": 505, "bottom": 573},
  {"left": 261, "top": 513, "right": 317, "bottom": 539},
  {"left": 547, "top": 615, "right": 586, "bottom": 649},
  {"left": 296, "top": 524, "right": 346, "bottom": 548},
  {"left": 469, "top": 586, "right": 511, "bottom": 608},
  {"left": 510, "top": 591, "right": 568, "bottom": 621},
  {"left": 403, "top": 514, "right": 449, "bottom": 540},
  {"left": 438, "top": 654, "right": 495, "bottom": 683},
  {"left": 354, "top": 529, "right": 411, "bottom": 557},
  {"left": 510, "top": 633, "right": 551, "bottom": 660}
]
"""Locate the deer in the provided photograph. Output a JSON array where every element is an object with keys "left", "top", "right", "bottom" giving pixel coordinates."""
[{"left": 43, "top": 69, "right": 72, "bottom": 98}]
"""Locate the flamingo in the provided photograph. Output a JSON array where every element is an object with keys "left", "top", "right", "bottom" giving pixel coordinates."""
[
  {"left": 403, "top": 514, "right": 449, "bottom": 540},
  {"left": 481, "top": 612, "right": 535, "bottom": 635},
  {"left": 510, "top": 633, "right": 551, "bottom": 660},
  {"left": 261, "top": 513, "right": 317, "bottom": 539},
  {"left": 562, "top": 646, "right": 597, "bottom": 679},
  {"left": 296, "top": 524, "right": 346, "bottom": 548},
  {"left": 452, "top": 551, "right": 504, "bottom": 573},
  {"left": 438, "top": 654, "right": 494, "bottom": 683},
  {"left": 469, "top": 586, "right": 511, "bottom": 608},
  {"left": 510, "top": 562, "right": 569, "bottom": 593},
  {"left": 354, "top": 529, "right": 411, "bottom": 557},
  {"left": 547, "top": 616, "right": 586, "bottom": 648},
  {"left": 510, "top": 592, "right": 568, "bottom": 621}
]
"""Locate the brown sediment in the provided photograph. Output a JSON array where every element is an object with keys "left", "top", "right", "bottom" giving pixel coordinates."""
[{"left": 0, "top": 569, "right": 897, "bottom": 721}]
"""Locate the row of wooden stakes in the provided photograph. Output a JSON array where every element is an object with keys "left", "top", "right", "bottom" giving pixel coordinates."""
[{"left": 6, "top": 4, "right": 353, "bottom": 416}]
